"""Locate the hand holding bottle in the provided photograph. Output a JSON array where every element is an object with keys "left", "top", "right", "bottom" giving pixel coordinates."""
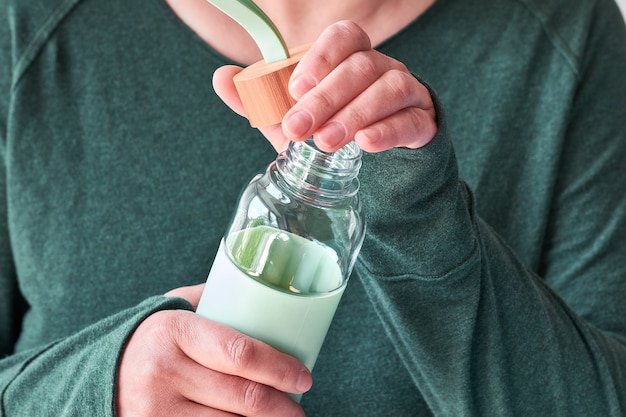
[
  {"left": 213, "top": 20, "right": 438, "bottom": 153},
  {"left": 116, "top": 284, "right": 311, "bottom": 417}
]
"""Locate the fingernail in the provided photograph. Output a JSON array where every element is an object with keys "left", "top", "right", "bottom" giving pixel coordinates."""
[
  {"left": 289, "top": 74, "right": 316, "bottom": 99},
  {"left": 296, "top": 369, "right": 312, "bottom": 393},
  {"left": 317, "top": 121, "right": 347, "bottom": 149},
  {"left": 284, "top": 110, "right": 313, "bottom": 138}
]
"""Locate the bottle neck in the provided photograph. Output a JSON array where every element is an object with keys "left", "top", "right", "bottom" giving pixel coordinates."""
[{"left": 274, "top": 138, "right": 362, "bottom": 205}]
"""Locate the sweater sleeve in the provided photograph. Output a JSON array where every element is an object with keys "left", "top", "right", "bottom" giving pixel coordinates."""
[
  {"left": 0, "top": 296, "right": 193, "bottom": 416},
  {"left": 355, "top": 1, "right": 626, "bottom": 416}
]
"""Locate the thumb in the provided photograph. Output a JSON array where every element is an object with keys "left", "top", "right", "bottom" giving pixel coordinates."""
[
  {"left": 212, "top": 65, "right": 247, "bottom": 117},
  {"left": 165, "top": 284, "right": 205, "bottom": 309}
]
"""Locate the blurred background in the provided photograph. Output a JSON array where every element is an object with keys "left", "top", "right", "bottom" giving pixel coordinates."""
[{"left": 618, "top": 0, "right": 626, "bottom": 17}]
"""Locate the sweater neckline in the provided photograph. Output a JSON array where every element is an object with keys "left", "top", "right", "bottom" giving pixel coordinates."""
[{"left": 154, "top": 0, "right": 449, "bottom": 66}]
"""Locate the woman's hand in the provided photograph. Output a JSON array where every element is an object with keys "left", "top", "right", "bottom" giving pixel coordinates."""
[
  {"left": 117, "top": 284, "right": 311, "bottom": 417},
  {"left": 213, "top": 20, "right": 437, "bottom": 153}
]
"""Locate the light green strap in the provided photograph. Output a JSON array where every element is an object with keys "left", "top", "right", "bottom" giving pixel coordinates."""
[{"left": 206, "top": 0, "right": 289, "bottom": 63}]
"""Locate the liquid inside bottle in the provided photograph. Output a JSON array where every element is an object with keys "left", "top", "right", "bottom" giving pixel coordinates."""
[{"left": 228, "top": 225, "right": 343, "bottom": 295}]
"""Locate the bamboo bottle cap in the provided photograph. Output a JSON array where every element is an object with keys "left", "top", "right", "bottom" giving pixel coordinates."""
[{"left": 233, "top": 44, "right": 310, "bottom": 128}]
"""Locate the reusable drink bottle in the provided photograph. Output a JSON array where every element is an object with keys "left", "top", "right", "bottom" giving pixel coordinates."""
[{"left": 196, "top": 138, "right": 365, "bottom": 383}]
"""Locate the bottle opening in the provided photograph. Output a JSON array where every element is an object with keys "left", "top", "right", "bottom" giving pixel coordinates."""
[{"left": 276, "top": 138, "right": 362, "bottom": 203}]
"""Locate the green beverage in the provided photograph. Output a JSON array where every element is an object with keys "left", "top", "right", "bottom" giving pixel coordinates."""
[{"left": 196, "top": 226, "right": 346, "bottom": 372}]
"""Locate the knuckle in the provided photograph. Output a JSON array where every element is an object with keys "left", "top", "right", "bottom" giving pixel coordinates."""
[
  {"left": 308, "top": 89, "right": 337, "bottom": 115},
  {"left": 405, "top": 109, "right": 437, "bottom": 147},
  {"left": 224, "top": 332, "right": 256, "bottom": 368},
  {"left": 349, "top": 51, "right": 380, "bottom": 80},
  {"left": 312, "top": 49, "right": 334, "bottom": 74},
  {"left": 343, "top": 106, "right": 368, "bottom": 131},
  {"left": 334, "top": 20, "right": 370, "bottom": 45},
  {"left": 136, "top": 337, "right": 176, "bottom": 376},
  {"left": 151, "top": 310, "right": 180, "bottom": 333},
  {"left": 131, "top": 313, "right": 188, "bottom": 375},
  {"left": 129, "top": 343, "right": 173, "bottom": 390},
  {"left": 382, "top": 70, "right": 416, "bottom": 104},
  {"left": 242, "top": 381, "right": 273, "bottom": 414},
  {"left": 152, "top": 311, "right": 187, "bottom": 346}
]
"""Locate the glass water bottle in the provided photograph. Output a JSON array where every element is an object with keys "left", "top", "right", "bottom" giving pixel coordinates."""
[{"left": 196, "top": 138, "right": 366, "bottom": 379}]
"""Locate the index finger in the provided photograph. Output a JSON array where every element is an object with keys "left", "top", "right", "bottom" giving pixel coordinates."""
[
  {"left": 289, "top": 20, "right": 372, "bottom": 100},
  {"left": 169, "top": 311, "right": 313, "bottom": 395}
]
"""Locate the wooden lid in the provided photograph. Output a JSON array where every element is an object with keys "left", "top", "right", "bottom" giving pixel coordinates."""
[{"left": 233, "top": 44, "right": 310, "bottom": 128}]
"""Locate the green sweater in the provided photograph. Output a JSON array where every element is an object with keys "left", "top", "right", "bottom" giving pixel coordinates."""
[{"left": 1, "top": 0, "right": 625, "bottom": 415}]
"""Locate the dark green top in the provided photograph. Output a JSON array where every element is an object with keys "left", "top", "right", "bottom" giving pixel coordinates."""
[{"left": 1, "top": 0, "right": 625, "bottom": 415}]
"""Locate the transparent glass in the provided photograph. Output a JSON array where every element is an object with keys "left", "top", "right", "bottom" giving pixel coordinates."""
[
  {"left": 196, "top": 138, "right": 366, "bottom": 394},
  {"left": 227, "top": 138, "right": 365, "bottom": 289}
]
